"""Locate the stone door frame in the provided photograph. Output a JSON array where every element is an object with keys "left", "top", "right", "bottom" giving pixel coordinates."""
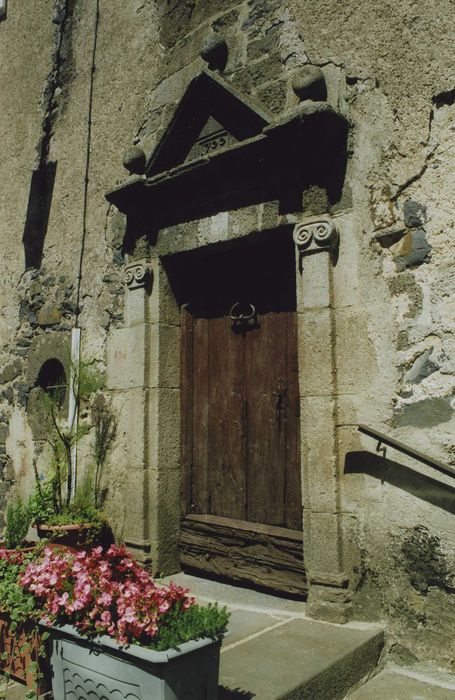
[{"left": 107, "top": 204, "right": 352, "bottom": 623}]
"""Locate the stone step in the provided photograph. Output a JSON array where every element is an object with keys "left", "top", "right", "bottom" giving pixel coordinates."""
[
  {"left": 167, "top": 573, "right": 385, "bottom": 700},
  {"left": 219, "top": 617, "right": 384, "bottom": 700},
  {"left": 347, "top": 668, "right": 455, "bottom": 699}
]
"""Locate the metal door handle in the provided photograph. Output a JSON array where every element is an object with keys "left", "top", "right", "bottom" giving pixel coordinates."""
[{"left": 230, "top": 303, "right": 256, "bottom": 321}]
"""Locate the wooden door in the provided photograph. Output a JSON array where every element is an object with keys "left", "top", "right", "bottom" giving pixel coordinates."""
[{"left": 178, "top": 238, "right": 306, "bottom": 596}]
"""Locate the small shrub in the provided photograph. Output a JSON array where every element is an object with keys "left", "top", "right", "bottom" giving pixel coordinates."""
[{"left": 4, "top": 493, "right": 32, "bottom": 550}]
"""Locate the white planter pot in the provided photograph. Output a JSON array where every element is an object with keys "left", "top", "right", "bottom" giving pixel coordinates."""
[{"left": 42, "top": 623, "right": 222, "bottom": 699}]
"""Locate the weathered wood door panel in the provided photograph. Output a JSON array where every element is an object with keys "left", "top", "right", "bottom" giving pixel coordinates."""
[
  {"left": 207, "top": 316, "right": 246, "bottom": 520},
  {"left": 177, "top": 238, "right": 305, "bottom": 595}
]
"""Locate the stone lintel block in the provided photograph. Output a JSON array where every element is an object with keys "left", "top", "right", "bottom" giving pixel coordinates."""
[
  {"left": 259, "top": 200, "right": 281, "bottom": 231},
  {"left": 297, "top": 249, "right": 332, "bottom": 310},
  {"left": 300, "top": 395, "right": 338, "bottom": 512},
  {"left": 334, "top": 307, "right": 377, "bottom": 394},
  {"left": 147, "top": 387, "right": 181, "bottom": 472},
  {"left": 150, "top": 258, "right": 180, "bottom": 326},
  {"left": 304, "top": 509, "right": 343, "bottom": 576},
  {"left": 228, "top": 205, "right": 260, "bottom": 239},
  {"left": 106, "top": 326, "right": 150, "bottom": 390},
  {"left": 297, "top": 308, "right": 334, "bottom": 397}
]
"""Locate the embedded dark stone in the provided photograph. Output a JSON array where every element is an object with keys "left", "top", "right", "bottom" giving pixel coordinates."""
[
  {"left": 0, "top": 359, "right": 23, "bottom": 384},
  {"left": 394, "top": 229, "right": 431, "bottom": 271},
  {"left": 30, "top": 281, "right": 43, "bottom": 297},
  {"left": 19, "top": 300, "right": 30, "bottom": 320},
  {"left": 0, "top": 427, "right": 8, "bottom": 444},
  {"left": 1, "top": 388, "right": 13, "bottom": 402},
  {"left": 37, "top": 305, "right": 61, "bottom": 326},
  {"left": 292, "top": 66, "right": 327, "bottom": 102},
  {"left": 200, "top": 34, "right": 228, "bottom": 71},
  {"left": 15, "top": 348, "right": 30, "bottom": 357},
  {"left": 374, "top": 228, "right": 406, "bottom": 247},
  {"left": 122, "top": 146, "right": 146, "bottom": 175},
  {"left": 61, "top": 301, "right": 78, "bottom": 314},
  {"left": 403, "top": 200, "right": 426, "bottom": 228},
  {"left": 57, "top": 321, "right": 73, "bottom": 331}
]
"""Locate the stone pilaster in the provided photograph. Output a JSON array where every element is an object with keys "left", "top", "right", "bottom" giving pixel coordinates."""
[
  {"left": 294, "top": 217, "right": 352, "bottom": 622},
  {"left": 106, "top": 256, "right": 180, "bottom": 575}
]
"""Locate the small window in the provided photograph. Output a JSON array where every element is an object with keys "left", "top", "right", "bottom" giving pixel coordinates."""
[
  {"left": 37, "top": 359, "right": 67, "bottom": 408},
  {"left": 0, "top": 1, "right": 6, "bottom": 22}
]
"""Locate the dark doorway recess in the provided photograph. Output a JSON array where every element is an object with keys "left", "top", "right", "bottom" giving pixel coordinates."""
[
  {"left": 22, "top": 161, "right": 57, "bottom": 269},
  {"left": 167, "top": 234, "right": 306, "bottom": 596}
]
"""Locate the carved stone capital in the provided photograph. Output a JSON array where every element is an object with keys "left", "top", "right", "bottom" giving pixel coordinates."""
[
  {"left": 293, "top": 217, "right": 339, "bottom": 255},
  {"left": 125, "top": 261, "right": 152, "bottom": 290}
]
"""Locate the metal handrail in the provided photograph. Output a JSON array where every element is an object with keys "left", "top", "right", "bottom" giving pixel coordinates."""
[{"left": 355, "top": 424, "right": 455, "bottom": 479}]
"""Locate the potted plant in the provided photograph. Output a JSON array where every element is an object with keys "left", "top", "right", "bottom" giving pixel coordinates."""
[
  {"left": 30, "top": 358, "right": 117, "bottom": 549},
  {"left": 21, "top": 545, "right": 229, "bottom": 699},
  {"left": 0, "top": 547, "right": 50, "bottom": 696}
]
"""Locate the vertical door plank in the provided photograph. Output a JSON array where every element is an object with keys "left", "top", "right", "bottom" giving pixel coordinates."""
[
  {"left": 285, "top": 312, "right": 303, "bottom": 530},
  {"left": 191, "top": 316, "right": 210, "bottom": 512},
  {"left": 180, "top": 306, "right": 194, "bottom": 514},
  {"left": 208, "top": 317, "right": 246, "bottom": 520},
  {"left": 245, "top": 313, "right": 288, "bottom": 526}
]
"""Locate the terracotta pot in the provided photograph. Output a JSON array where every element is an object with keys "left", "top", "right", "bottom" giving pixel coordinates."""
[
  {"left": 0, "top": 541, "right": 36, "bottom": 553},
  {"left": 0, "top": 613, "right": 50, "bottom": 693},
  {"left": 34, "top": 522, "right": 114, "bottom": 550},
  {"left": 35, "top": 522, "right": 96, "bottom": 549}
]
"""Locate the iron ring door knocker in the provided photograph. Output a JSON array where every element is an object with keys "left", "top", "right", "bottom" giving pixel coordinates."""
[{"left": 229, "top": 302, "right": 257, "bottom": 331}]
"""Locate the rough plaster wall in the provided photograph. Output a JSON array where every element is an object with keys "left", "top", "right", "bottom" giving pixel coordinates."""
[
  {"left": 0, "top": 0, "right": 454, "bottom": 668},
  {"left": 287, "top": 0, "right": 455, "bottom": 668},
  {"left": 0, "top": 1, "right": 162, "bottom": 520}
]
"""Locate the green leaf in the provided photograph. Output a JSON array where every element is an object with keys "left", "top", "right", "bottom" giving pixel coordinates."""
[{"left": 27, "top": 660, "right": 38, "bottom": 674}]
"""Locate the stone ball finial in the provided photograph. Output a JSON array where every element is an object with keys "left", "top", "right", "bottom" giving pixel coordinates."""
[
  {"left": 200, "top": 33, "right": 228, "bottom": 72},
  {"left": 122, "top": 145, "right": 146, "bottom": 175},
  {"left": 292, "top": 66, "right": 327, "bottom": 102}
]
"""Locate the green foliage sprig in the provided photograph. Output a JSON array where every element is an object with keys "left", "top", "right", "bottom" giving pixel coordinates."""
[
  {"left": 146, "top": 602, "right": 230, "bottom": 652},
  {"left": 4, "top": 493, "right": 32, "bottom": 550}
]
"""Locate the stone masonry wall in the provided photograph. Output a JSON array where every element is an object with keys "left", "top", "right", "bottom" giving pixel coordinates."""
[{"left": 0, "top": 0, "right": 454, "bottom": 670}]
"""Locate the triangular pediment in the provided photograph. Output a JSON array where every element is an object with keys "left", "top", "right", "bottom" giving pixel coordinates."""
[{"left": 146, "top": 70, "right": 273, "bottom": 177}]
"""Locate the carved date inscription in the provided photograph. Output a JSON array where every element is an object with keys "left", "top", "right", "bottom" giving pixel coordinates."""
[{"left": 197, "top": 130, "right": 231, "bottom": 158}]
